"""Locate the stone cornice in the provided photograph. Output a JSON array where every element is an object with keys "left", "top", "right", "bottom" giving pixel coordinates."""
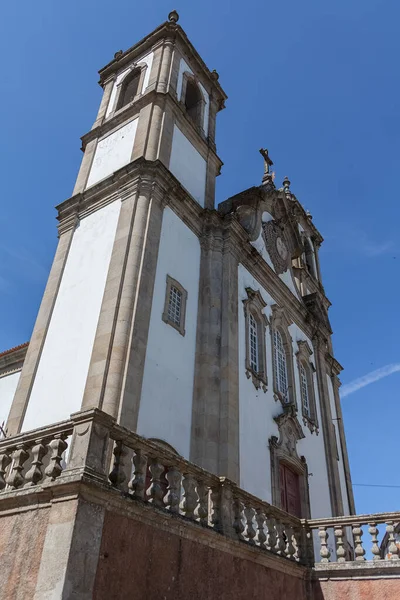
[
  {"left": 98, "top": 21, "right": 227, "bottom": 107},
  {"left": 0, "top": 344, "right": 28, "bottom": 378},
  {"left": 80, "top": 88, "right": 223, "bottom": 168}
]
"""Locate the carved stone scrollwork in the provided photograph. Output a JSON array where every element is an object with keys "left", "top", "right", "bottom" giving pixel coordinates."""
[{"left": 262, "top": 220, "right": 291, "bottom": 274}]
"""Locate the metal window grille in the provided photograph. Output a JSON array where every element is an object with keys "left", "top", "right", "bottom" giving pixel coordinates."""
[
  {"left": 273, "top": 330, "right": 289, "bottom": 402},
  {"left": 300, "top": 364, "right": 310, "bottom": 416},
  {"left": 249, "top": 313, "right": 259, "bottom": 373},
  {"left": 168, "top": 285, "right": 182, "bottom": 326}
]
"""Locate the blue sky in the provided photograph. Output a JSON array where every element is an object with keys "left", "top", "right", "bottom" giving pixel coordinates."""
[{"left": 1, "top": 0, "right": 399, "bottom": 515}]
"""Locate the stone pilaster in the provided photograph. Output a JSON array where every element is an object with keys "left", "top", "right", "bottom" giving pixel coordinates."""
[
  {"left": 72, "top": 138, "right": 97, "bottom": 195},
  {"left": 118, "top": 184, "right": 166, "bottom": 431},
  {"left": 92, "top": 75, "right": 116, "bottom": 130},
  {"left": 331, "top": 374, "right": 356, "bottom": 514},
  {"left": 190, "top": 217, "right": 223, "bottom": 475},
  {"left": 313, "top": 335, "right": 344, "bottom": 516},
  {"left": 6, "top": 222, "right": 76, "bottom": 435},
  {"left": 218, "top": 221, "right": 240, "bottom": 482}
]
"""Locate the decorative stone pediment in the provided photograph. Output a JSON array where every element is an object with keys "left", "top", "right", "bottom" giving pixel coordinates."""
[{"left": 271, "top": 406, "right": 305, "bottom": 459}]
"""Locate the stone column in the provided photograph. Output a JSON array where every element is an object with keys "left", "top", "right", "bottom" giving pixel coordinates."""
[
  {"left": 219, "top": 222, "right": 240, "bottom": 482},
  {"left": 313, "top": 334, "right": 344, "bottom": 516},
  {"left": 190, "top": 218, "right": 223, "bottom": 475},
  {"left": 6, "top": 218, "right": 77, "bottom": 435},
  {"left": 144, "top": 98, "right": 165, "bottom": 161},
  {"left": 92, "top": 75, "right": 116, "bottom": 129},
  {"left": 157, "top": 38, "right": 174, "bottom": 94}
]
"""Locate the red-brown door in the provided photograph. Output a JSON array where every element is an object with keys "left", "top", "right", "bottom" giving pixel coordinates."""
[{"left": 279, "top": 463, "right": 301, "bottom": 517}]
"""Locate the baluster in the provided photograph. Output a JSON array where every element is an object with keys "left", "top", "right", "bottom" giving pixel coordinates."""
[
  {"left": 386, "top": 521, "right": 399, "bottom": 560},
  {"left": 44, "top": 435, "right": 68, "bottom": 481},
  {"left": 181, "top": 474, "right": 198, "bottom": 519},
  {"left": 275, "top": 520, "right": 286, "bottom": 556},
  {"left": 128, "top": 450, "right": 147, "bottom": 499},
  {"left": 294, "top": 527, "right": 303, "bottom": 563},
  {"left": 334, "top": 526, "right": 346, "bottom": 563},
  {"left": 319, "top": 527, "right": 331, "bottom": 563},
  {"left": 7, "top": 444, "right": 29, "bottom": 489},
  {"left": 285, "top": 525, "right": 296, "bottom": 560},
  {"left": 164, "top": 466, "right": 181, "bottom": 514},
  {"left": 306, "top": 527, "right": 315, "bottom": 566},
  {"left": 0, "top": 449, "right": 12, "bottom": 491},
  {"left": 352, "top": 524, "right": 366, "bottom": 561},
  {"left": 147, "top": 459, "right": 165, "bottom": 508},
  {"left": 24, "top": 439, "right": 47, "bottom": 487},
  {"left": 255, "top": 509, "right": 266, "bottom": 548},
  {"left": 210, "top": 486, "right": 220, "bottom": 530},
  {"left": 266, "top": 517, "right": 277, "bottom": 553},
  {"left": 243, "top": 505, "right": 256, "bottom": 545},
  {"left": 108, "top": 441, "right": 127, "bottom": 488},
  {"left": 195, "top": 480, "right": 209, "bottom": 525},
  {"left": 368, "top": 522, "right": 382, "bottom": 561},
  {"left": 233, "top": 496, "right": 245, "bottom": 540}
]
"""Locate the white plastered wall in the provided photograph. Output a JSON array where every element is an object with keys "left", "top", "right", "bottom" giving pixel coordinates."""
[
  {"left": 105, "top": 51, "right": 154, "bottom": 118},
  {"left": 0, "top": 371, "right": 20, "bottom": 433},
  {"left": 251, "top": 211, "right": 301, "bottom": 301},
  {"left": 137, "top": 207, "right": 200, "bottom": 458},
  {"left": 86, "top": 119, "right": 138, "bottom": 189},
  {"left": 238, "top": 263, "right": 332, "bottom": 518},
  {"left": 23, "top": 200, "right": 121, "bottom": 432},
  {"left": 327, "top": 374, "right": 350, "bottom": 515},
  {"left": 177, "top": 58, "right": 210, "bottom": 134},
  {"left": 169, "top": 125, "right": 207, "bottom": 206}
]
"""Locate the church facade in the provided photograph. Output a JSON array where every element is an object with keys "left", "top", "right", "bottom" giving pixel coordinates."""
[{"left": 0, "top": 10, "right": 353, "bottom": 523}]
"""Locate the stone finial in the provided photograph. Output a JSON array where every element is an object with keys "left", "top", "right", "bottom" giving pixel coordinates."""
[
  {"left": 306, "top": 210, "right": 313, "bottom": 220},
  {"left": 211, "top": 69, "right": 220, "bottom": 81},
  {"left": 283, "top": 176, "right": 291, "bottom": 193},
  {"left": 114, "top": 50, "right": 123, "bottom": 60},
  {"left": 168, "top": 10, "right": 179, "bottom": 23}
]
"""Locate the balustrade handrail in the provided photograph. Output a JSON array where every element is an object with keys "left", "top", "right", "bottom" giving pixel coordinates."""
[
  {"left": 307, "top": 512, "right": 400, "bottom": 527},
  {"left": 0, "top": 419, "right": 73, "bottom": 450}
]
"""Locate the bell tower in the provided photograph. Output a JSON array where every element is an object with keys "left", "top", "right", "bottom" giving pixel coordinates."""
[{"left": 6, "top": 12, "right": 227, "bottom": 443}]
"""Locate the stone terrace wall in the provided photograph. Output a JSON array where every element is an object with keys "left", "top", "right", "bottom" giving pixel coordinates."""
[
  {"left": 93, "top": 509, "right": 310, "bottom": 600},
  {"left": 313, "top": 578, "right": 400, "bottom": 600}
]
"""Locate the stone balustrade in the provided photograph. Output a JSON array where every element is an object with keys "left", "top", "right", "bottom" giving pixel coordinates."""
[
  {"left": 1, "top": 408, "right": 399, "bottom": 573},
  {"left": 308, "top": 513, "right": 400, "bottom": 565}
]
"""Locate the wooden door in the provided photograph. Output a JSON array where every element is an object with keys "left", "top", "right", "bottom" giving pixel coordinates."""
[{"left": 279, "top": 463, "right": 301, "bottom": 517}]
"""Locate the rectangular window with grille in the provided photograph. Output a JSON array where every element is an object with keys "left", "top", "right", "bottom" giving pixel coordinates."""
[
  {"left": 300, "top": 364, "right": 310, "bottom": 416},
  {"left": 248, "top": 313, "right": 259, "bottom": 373},
  {"left": 274, "top": 329, "right": 289, "bottom": 402},
  {"left": 162, "top": 275, "right": 188, "bottom": 336}
]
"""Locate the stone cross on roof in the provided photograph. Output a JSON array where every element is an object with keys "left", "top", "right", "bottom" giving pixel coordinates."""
[{"left": 259, "top": 148, "right": 275, "bottom": 185}]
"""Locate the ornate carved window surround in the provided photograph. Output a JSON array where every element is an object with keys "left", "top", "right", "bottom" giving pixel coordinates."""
[
  {"left": 269, "top": 407, "right": 311, "bottom": 518},
  {"left": 162, "top": 275, "right": 188, "bottom": 336},
  {"left": 270, "top": 305, "right": 296, "bottom": 407},
  {"left": 243, "top": 287, "right": 269, "bottom": 392},
  {"left": 296, "top": 340, "right": 319, "bottom": 434}
]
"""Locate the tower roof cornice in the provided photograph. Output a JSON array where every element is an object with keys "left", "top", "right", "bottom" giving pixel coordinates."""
[{"left": 98, "top": 19, "right": 227, "bottom": 107}]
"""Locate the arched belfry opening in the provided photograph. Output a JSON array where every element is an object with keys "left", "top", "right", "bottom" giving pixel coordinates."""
[
  {"left": 184, "top": 78, "right": 203, "bottom": 129},
  {"left": 117, "top": 68, "right": 141, "bottom": 110}
]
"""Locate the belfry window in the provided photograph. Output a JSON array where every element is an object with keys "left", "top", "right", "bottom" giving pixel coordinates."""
[
  {"left": 162, "top": 275, "right": 187, "bottom": 336},
  {"left": 184, "top": 78, "right": 204, "bottom": 130},
  {"left": 304, "top": 239, "right": 317, "bottom": 279},
  {"left": 274, "top": 330, "right": 289, "bottom": 403},
  {"left": 117, "top": 68, "right": 141, "bottom": 110}
]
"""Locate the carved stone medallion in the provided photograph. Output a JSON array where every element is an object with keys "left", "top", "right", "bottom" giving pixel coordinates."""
[{"left": 262, "top": 220, "right": 290, "bottom": 274}]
